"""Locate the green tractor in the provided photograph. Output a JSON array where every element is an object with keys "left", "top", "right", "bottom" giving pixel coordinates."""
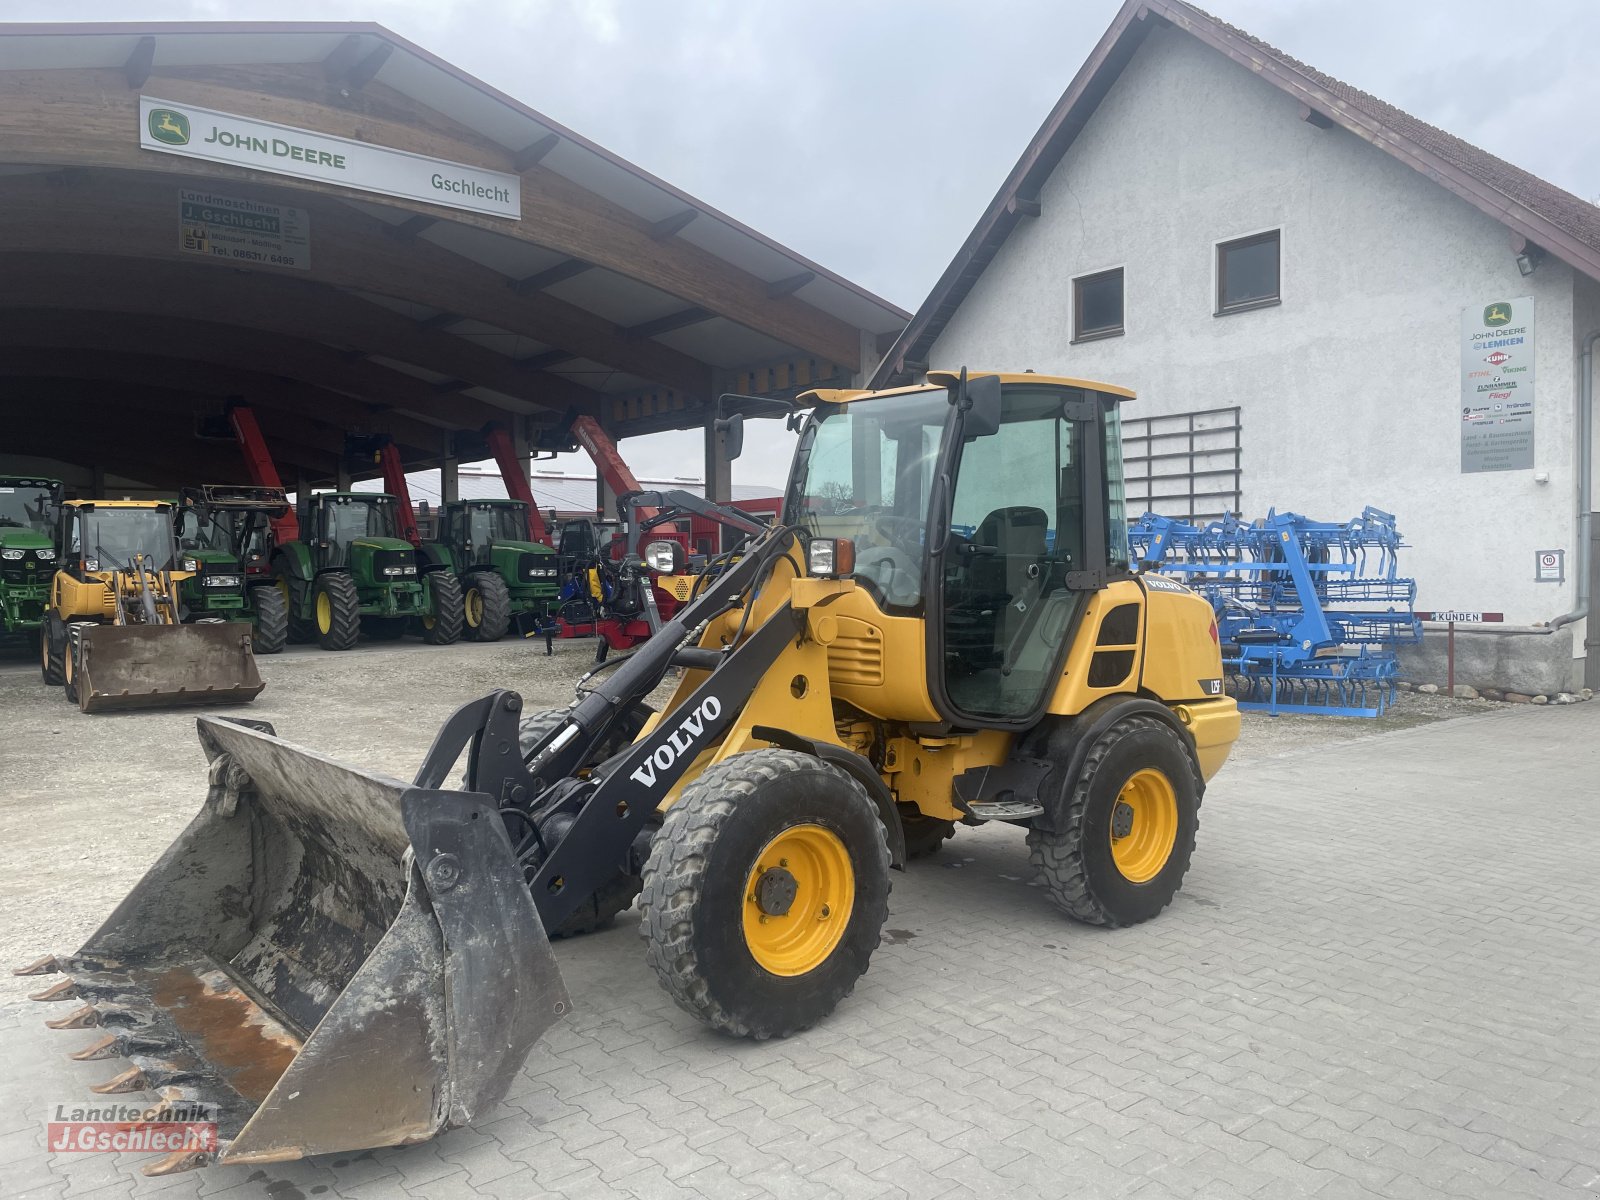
[
  {"left": 0, "top": 475, "right": 62, "bottom": 639},
  {"left": 422, "top": 498, "right": 560, "bottom": 641},
  {"left": 174, "top": 485, "right": 291, "bottom": 654},
  {"left": 272, "top": 491, "right": 463, "bottom": 650}
]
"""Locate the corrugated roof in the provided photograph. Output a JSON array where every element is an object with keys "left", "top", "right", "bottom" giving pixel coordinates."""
[{"left": 872, "top": 0, "right": 1600, "bottom": 387}]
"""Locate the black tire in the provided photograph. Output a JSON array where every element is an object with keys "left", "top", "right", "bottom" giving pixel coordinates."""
[
  {"left": 464, "top": 572, "right": 512, "bottom": 643},
  {"left": 363, "top": 617, "right": 409, "bottom": 641},
  {"left": 62, "top": 624, "right": 83, "bottom": 706},
  {"left": 420, "top": 571, "right": 464, "bottom": 646},
  {"left": 495, "top": 705, "right": 654, "bottom": 938},
  {"left": 250, "top": 584, "right": 288, "bottom": 655},
  {"left": 899, "top": 810, "right": 956, "bottom": 859},
  {"left": 313, "top": 573, "right": 362, "bottom": 652},
  {"left": 40, "top": 614, "right": 65, "bottom": 685},
  {"left": 1026, "top": 714, "right": 1201, "bottom": 928},
  {"left": 275, "top": 569, "right": 316, "bottom": 645},
  {"left": 638, "top": 749, "right": 890, "bottom": 1039}
]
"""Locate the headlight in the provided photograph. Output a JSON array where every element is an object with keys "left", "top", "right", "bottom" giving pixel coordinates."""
[
  {"left": 204, "top": 575, "right": 243, "bottom": 588},
  {"left": 382, "top": 565, "right": 418, "bottom": 577},
  {"left": 0, "top": 549, "right": 22, "bottom": 561},
  {"left": 806, "top": 538, "right": 855, "bottom": 579},
  {"left": 84, "top": 558, "right": 100, "bottom": 572},
  {"left": 644, "top": 540, "right": 683, "bottom": 574},
  {"left": 35, "top": 548, "right": 55, "bottom": 561},
  {"left": 183, "top": 557, "right": 199, "bottom": 573}
]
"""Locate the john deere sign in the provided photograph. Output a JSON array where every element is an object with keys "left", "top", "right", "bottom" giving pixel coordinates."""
[
  {"left": 138, "top": 96, "right": 520, "bottom": 220},
  {"left": 1461, "top": 296, "right": 1535, "bottom": 474}
]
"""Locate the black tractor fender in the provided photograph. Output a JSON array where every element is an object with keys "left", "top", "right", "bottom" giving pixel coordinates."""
[
  {"left": 1030, "top": 695, "right": 1206, "bottom": 825},
  {"left": 751, "top": 725, "right": 906, "bottom": 869}
]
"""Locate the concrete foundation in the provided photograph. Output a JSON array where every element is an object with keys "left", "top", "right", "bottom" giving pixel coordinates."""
[{"left": 1396, "top": 625, "right": 1582, "bottom": 696}]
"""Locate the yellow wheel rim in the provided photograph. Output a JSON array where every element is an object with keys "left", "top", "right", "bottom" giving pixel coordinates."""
[
  {"left": 465, "top": 588, "right": 482, "bottom": 628},
  {"left": 64, "top": 642, "right": 73, "bottom": 684},
  {"left": 742, "top": 823, "right": 854, "bottom": 977},
  {"left": 1110, "top": 768, "right": 1179, "bottom": 884},
  {"left": 315, "top": 590, "right": 332, "bottom": 634}
]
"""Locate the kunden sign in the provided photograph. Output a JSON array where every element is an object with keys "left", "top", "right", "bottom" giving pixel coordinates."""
[{"left": 139, "top": 97, "right": 521, "bottom": 220}]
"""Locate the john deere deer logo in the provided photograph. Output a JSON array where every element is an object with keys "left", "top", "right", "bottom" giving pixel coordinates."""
[
  {"left": 1484, "top": 303, "right": 1512, "bottom": 327},
  {"left": 148, "top": 108, "right": 190, "bottom": 146}
]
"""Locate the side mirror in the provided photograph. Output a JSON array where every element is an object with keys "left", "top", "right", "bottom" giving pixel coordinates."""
[
  {"left": 714, "top": 413, "right": 745, "bottom": 461},
  {"left": 958, "top": 372, "right": 1003, "bottom": 440}
]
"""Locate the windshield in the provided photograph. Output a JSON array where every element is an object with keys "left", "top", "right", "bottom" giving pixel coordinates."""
[
  {"left": 0, "top": 480, "right": 60, "bottom": 536},
  {"left": 175, "top": 508, "right": 234, "bottom": 554},
  {"left": 785, "top": 389, "right": 947, "bottom": 608},
  {"left": 320, "top": 496, "right": 398, "bottom": 551},
  {"left": 72, "top": 508, "right": 175, "bottom": 573},
  {"left": 469, "top": 505, "right": 528, "bottom": 545}
]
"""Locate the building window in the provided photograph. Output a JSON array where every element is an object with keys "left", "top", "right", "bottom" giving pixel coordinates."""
[
  {"left": 1072, "top": 268, "right": 1124, "bottom": 342},
  {"left": 1216, "top": 230, "right": 1280, "bottom": 314}
]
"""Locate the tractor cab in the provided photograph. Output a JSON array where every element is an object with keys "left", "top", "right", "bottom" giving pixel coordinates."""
[
  {"left": 441, "top": 499, "right": 552, "bottom": 573},
  {"left": 300, "top": 492, "right": 414, "bottom": 573},
  {"left": 786, "top": 372, "right": 1133, "bottom": 724},
  {"left": 0, "top": 476, "right": 63, "bottom": 635}
]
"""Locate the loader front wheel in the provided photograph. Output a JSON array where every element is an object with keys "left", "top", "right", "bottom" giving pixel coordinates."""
[
  {"left": 1026, "top": 714, "right": 1200, "bottom": 928},
  {"left": 40, "top": 614, "right": 65, "bottom": 685},
  {"left": 464, "top": 572, "right": 511, "bottom": 642},
  {"left": 250, "top": 584, "right": 288, "bottom": 655},
  {"left": 639, "top": 749, "right": 890, "bottom": 1039},
  {"left": 313, "top": 573, "right": 362, "bottom": 651},
  {"left": 421, "top": 571, "right": 464, "bottom": 645}
]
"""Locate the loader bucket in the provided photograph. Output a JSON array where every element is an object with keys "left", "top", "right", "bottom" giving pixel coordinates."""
[
  {"left": 75, "top": 623, "right": 264, "bottom": 712},
  {"left": 17, "top": 716, "right": 568, "bottom": 1171}
]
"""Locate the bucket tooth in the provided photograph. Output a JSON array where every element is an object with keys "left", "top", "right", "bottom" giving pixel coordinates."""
[
  {"left": 89, "top": 1067, "right": 148, "bottom": 1095},
  {"left": 29, "top": 978, "right": 80, "bottom": 1002},
  {"left": 13, "top": 954, "right": 63, "bottom": 976},
  {"left": 46, "top": 1004, "right": 100, "bottom": 1030},
  {"left": 70, "top": 1034, "right": 122, "bottom": 1061},
  {"left": 143, "top": 1149, "right": 213, "bottom": 1177}
]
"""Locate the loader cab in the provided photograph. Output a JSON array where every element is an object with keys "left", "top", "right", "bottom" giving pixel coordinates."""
[
  {"left": 785, "top": 373, "right": 1132, "bottom": 727},
  {"left": 301, "top": 492, "right": 403, "bottom": 569},
  {"left": 61, "top": 501, "right": 180, "bottom": 580}
]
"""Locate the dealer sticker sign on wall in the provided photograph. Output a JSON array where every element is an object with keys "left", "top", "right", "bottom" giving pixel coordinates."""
[
  {"left": 140, "top": 97, "right": 521, "bottom": 220},
  {"left": 1460, "top": 296, "right": 1535, "bottom": 473}
]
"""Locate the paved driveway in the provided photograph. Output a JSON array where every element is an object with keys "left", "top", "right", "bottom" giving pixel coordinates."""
[{"left": 3, "top": 701, "right": 1597, "bottom": 1199}]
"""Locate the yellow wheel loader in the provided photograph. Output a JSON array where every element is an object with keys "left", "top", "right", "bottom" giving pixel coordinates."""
[
  {"left": 18, "top": 372, "right": 1237, "bottom": 1173},
  {"left": 38, "top": 500, "right": 264, "bottom": 713}
]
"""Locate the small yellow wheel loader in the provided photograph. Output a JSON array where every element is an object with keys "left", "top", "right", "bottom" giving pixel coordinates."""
[
  {"left": 18, "top": 372, "right": 1237, "bottom": 1173},
  {"left": 38, "top": 500, "right": 264, "bottom": 713}
]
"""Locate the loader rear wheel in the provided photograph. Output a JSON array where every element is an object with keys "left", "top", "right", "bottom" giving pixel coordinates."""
[
  {"left": 464, "top": 572, "right": 511, "bottom": 642},
  {"left": 313, "top": 573, "right": 361, "bottom": 652},
  {"left": 40, "top": 614, "right": 65, "bottom": 685},
  {"left": 420, "top": 571, "right": 464, "bottom": 645},
  {"left": 1026, "top": 714, "right": 1200, "bottom": 928},
  {"left": 639, "top": 749, "right": 890, "bottom": 1039},
  {"left": 250, "top": 584, "right": 288, "bottom": 655},
  {"left": 62, "top": 624, "right": 83, "bottom": 706}
]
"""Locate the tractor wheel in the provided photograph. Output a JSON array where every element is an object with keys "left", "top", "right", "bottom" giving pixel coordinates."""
[
  {"left": 464, "top": 572, "right": 512, "bottom": 642},
  {"left": 276, "top": 573, "right": 316, "bottom": 645},
  {"left": 899, "top": 809, "right": 956, "bottom": 859},
  {"left": 489, "top": 704, "right": 655, "bottom": 938},
  {"left": 250, "top": 584, "right": 288, "bottom": 655},
  {"left": 312, "top": 573, "right": 362, "bottom": 652},
  {"left": 420, "top": 571, "right": 464, "bottom": 646},
  {"left": 40, "top": 614, "right": 65, "bottom": 685},
  {"left": 638, "top": 749, "right": 890, "bottom": 1039},
  {"left": 363, "top": 617, "right": 409, "bottom": 641},
  {"left": 1026, "top": 714, "right": 1201, "bottom": 928}
]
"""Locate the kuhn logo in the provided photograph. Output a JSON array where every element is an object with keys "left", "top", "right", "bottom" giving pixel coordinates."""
[
  {"left": 1485, "top": 351, "right": 1510, "bottom": 366},
  {"left": 629, "top": 696, "right": 723, "bottom": 788}
]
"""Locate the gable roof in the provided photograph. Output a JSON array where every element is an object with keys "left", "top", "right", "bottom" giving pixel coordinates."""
[{"left": 871, "top": 0, "right": 1600, "bottom": 387}]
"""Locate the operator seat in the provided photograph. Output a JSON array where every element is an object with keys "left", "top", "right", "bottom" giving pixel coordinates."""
[{"left": 945, "top": 505, "right": 1049, "bottom": 674}]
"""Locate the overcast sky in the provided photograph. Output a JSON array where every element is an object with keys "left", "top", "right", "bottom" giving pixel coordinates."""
[{"left": 12, "top": 0, "right": 1600, "bottom": 490}]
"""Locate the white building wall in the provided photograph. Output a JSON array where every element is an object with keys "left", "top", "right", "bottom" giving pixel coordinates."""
[{"left": 929, "top": 25, "right": 1585, "bottom": 629}]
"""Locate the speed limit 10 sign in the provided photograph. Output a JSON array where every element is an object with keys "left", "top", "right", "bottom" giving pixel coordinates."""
[{"left": 1535, "top": 550, "right": 1564, "bottom": 583}]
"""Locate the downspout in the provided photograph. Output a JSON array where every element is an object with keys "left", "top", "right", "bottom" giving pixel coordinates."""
[{"left": 1546, "top": 330, "right": 1598, "bottom": 629}]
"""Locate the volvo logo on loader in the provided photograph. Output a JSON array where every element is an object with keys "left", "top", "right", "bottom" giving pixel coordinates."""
[
  {"left": 630, "top": 695, "right": 723, "bottom": 787},
  {"left": 148, "top": 108, "right": 190, "bottom": 145}
]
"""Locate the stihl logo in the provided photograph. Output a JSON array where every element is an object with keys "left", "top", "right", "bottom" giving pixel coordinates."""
[{"left": 629, "top": 696, "right": 724, "bottom": 788}]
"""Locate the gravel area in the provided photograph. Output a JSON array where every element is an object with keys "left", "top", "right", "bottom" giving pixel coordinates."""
[{"left": 0, "top": 633, "right": 1506, "bottom": 1003}]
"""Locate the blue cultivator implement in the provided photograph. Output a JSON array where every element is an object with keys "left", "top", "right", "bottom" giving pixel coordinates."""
[{"left": 1128, "top": 508, "right": 1422, "bottom": 716}]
